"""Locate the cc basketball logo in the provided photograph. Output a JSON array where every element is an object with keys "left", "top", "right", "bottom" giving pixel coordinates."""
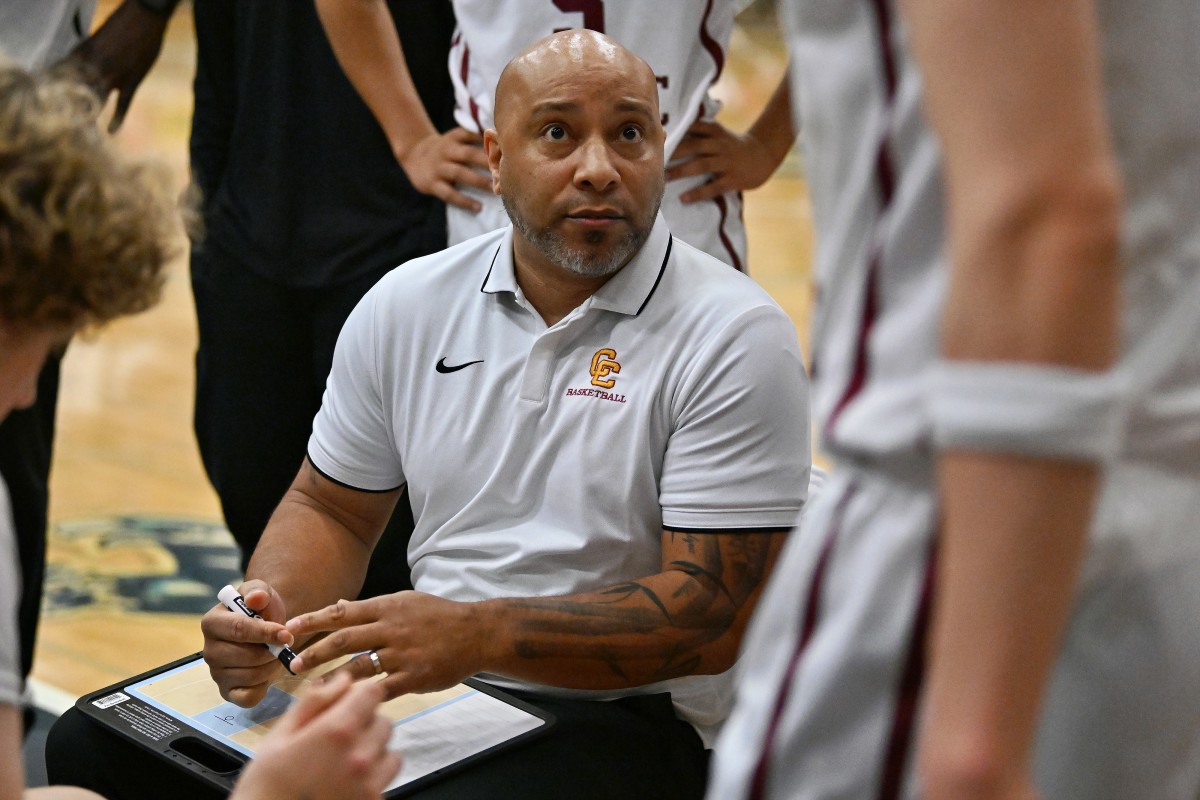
[{"left": 589, "top": 348, "right": 621, "bottom": 388}]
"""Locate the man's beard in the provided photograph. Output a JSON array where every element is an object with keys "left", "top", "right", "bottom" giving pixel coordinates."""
[{"left": 502, "top": 190, "right": 662, "bottom": 278}]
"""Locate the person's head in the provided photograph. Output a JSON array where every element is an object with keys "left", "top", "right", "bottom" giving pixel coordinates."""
[
  {"left": 0, "top": 66, "right": 176, "bottom": 420},
  {"left": 485, "top": 30, "right": 665, "bottom": 280}
]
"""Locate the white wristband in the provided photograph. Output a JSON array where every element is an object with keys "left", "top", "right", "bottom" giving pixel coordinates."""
[{"left": 928, "top": 361, "right": 1126, "bottom": 462}]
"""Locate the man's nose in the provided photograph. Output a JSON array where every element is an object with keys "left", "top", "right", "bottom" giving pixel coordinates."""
[{"left": 573, "top": 137, "right": 619, "bottom": 193}]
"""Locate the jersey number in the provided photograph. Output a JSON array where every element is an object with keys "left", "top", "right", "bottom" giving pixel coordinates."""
[{"left": 553, "top": 0, "right": 605, "bottom": 32}]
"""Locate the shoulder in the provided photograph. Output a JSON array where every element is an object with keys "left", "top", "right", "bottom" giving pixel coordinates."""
[
  {"left": 363, "top": 228, "right": 507, "bottom": 315},
  {"left": 657, "top": 237, "right": 792, "bottom": 326}
]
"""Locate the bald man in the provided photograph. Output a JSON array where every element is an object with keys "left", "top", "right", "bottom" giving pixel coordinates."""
[{"left": 49, "top": 32, "right": 812, "bottom": 799}]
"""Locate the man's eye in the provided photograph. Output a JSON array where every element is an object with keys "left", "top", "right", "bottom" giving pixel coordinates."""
[
  {"left": 543, "top": 125, "right": 567, "bottom": 141},
  {"left": 620, "top": 126, "right": 643, "bottom": 142}
]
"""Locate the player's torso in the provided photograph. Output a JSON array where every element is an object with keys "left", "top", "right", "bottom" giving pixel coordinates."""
[
  {"left": 449, "top": 0, "right": 736, "bottom": 156},
  {"left": 785, "top": 0, "right": 1200, "bottom": 465}
]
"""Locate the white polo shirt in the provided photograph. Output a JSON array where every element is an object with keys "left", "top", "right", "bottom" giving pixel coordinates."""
[{"left": 309, "top": 215, "right": 811, "bottom": 740}]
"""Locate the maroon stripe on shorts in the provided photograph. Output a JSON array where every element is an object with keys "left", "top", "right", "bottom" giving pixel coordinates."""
[
  {"left": 878, "top": 538, "right": 939, "bottom": 800},
  {"left": 825, "top": 0, "right": 900, "bottom": 441},
  {"left": 748, "top": 483, "right": 858, "bottom": 800},
  {"left": 712, "top": 194, "right": 746, "bottom": 272},
  {"left": 698, "top": 0, "right": 726, "bottom": 81}
]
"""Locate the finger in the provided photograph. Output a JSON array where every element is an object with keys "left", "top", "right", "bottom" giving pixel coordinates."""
[
  {"left": 308, "top": 675, "right": 387, "bottom": 736},
  {"left": 449, "top": 165, "right": 492, "bottom": 192},
  {"left": 286, "top": 597, "right": 370, "bottom": 637},
  {"left": 210, "top": 657, "right": 286, "bottom": 699},
  {"left": 204, "top": 602, "right": 291, "bottom": 648},
  {"left": 667, "top": 139, "right": 705, "bottom": 162},
  {"left": 355, "top": 715, "right": 399, "bottom": 788},
  {"left": 226, "top": 682, "right": 274, "bottom": 709},
  {"left": 307, "top": 643, "right": 387, "bottom": 682},
  {"left": 240, "top": 581, "right": 290, "bottom": 624},
  {"left": 680, "top": 178, "right": 732, "bottom": 204},
  {"left": 685, "top": 120, "right": 722, "bottom": 136},
  {"left": 290, "top": 625, "right": 380, "bottom": 674},
  {"left": 458, "top": 146, "right": 490, "bottom": 171},
  {"left": 369, "top": 749, "right": 405, "bottom": 794},
  {"left": 449, "top": 126, "right": 484, "bottom": 145},
  {"left": 666, "top": 157, "right": 721, "bottom": 182},
  {"left": 434, "top": 183, "right": 483, "bottom": 212},
  {"left": 275, "top": 671, "right": 354, "bottom": 734},
  {"left": 108, "top": 88, "right": 134, "bottom": 133}
]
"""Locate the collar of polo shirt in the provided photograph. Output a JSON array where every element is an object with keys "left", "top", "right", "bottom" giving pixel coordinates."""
[{"left": 481, "top": 213, "right": 672, "bottom": 318}]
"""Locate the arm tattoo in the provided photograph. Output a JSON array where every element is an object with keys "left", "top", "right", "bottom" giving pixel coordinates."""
[{"left": 508, "top": 531, "right": 782, "bottom": 682}]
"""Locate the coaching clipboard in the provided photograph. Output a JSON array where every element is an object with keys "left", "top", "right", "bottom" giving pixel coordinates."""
[{"left": 76, "top": 652, "right": 554, "bottom": 796}]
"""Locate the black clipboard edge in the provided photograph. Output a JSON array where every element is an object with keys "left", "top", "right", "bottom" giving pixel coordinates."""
[
  {"left": 74, "top": 653, "right": 557, "bottom": 797},
  {"left": 75, "top": 652, "right": 245, "bottom": 793}
]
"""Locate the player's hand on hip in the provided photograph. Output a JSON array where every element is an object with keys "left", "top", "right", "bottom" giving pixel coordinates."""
[
  {"left": 399, "top": 127, "right": 492, "bottom": 212},
  {"left": 201, "top": 580, "right": 294, "bottom": 707},
  {"left": 286, "top": 591, "right": 485, "bottom": 698},
  {"left": 667, "top": 119, "right": 776, "bottom": 203},
  {"left": 229, "top": 672, "right": 402, "bottom": 800}
]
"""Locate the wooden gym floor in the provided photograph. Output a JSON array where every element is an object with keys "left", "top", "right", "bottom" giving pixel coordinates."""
[{"left": 28, "top": 2, "right": 815, "bottom": 711}]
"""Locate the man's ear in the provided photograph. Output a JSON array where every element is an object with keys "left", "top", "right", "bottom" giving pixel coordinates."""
[{"left": 483, "top": 129, "right": 503, "bottom": 196}]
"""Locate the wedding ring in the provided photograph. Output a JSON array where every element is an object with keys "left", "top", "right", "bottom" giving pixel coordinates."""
[{"left": 368, "top": 649, "right": 384, "bottom": 676}]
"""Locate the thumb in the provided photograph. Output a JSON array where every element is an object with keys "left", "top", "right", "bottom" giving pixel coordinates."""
[{"left": 240, "top": 581, "right": 288, "bottom": 624}]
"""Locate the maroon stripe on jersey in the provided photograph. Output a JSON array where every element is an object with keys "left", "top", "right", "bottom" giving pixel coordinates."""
[
  {"left": 747, "top": 483, "right": 858, "bottom": 800},
  {"left": 698, "top": 0, "right": 726, "bottom": 81},
  {"left": 458, "top": 40, "right": 483, "bottom": 133},
  {"left": 712, "top": 194, "right": 746, "bottom": 272},
  {"left": 825, "top": 0, "right": 899, "bottom": 441},
  {"left": 878, "top": 538, "right": 938, "bottom": 800}
]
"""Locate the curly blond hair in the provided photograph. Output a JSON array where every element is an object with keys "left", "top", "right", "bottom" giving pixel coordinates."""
[{"left": 0, "top": 65, "right": 177, "bottom": 331}]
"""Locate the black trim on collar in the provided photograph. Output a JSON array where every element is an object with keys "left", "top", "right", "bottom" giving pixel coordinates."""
[
  {"left": 635, "top": 236, "right": 672, "bottom": 316},
  {"left": 307, "top": 455, "right": 404, "bottom": 494},
  {"left": 480, "top": 242, "right": 504, "bottom": 294},
  {"left": 662, "top": 524, "right": 792, "bottom": 535}
]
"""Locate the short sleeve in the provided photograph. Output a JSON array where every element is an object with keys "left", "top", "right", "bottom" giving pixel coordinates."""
[
  {"left": 0, "top": 480, "right": 23, "bottom": 707},
  {"left": 659, "top": 306, "right": 812, "bottom": 531},
  {"left": 308, "top": 286, "right": 406, "bottom": 491}
]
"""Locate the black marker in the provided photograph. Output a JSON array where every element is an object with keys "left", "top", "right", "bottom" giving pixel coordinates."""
[{"left": 218, "top": 585, "right": 298, "bottom": 674}]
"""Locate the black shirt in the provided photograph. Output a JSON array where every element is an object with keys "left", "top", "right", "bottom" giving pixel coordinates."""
[{"left": 190, "top": 0, "right": 456, "bottom": 287}]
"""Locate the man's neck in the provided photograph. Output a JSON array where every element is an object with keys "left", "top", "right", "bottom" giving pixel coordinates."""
[{"left": 512, "top": 240, "right": 621, "bottom": 327}]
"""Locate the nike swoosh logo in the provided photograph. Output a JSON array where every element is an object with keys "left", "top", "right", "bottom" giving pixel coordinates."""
[{"left": 435, "top": 357, "right": 484, "bottom": 374}]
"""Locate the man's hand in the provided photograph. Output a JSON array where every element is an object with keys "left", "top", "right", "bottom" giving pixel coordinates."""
[
  {"left": 230, "top": 672, "right": 402, "bottom": 800},
  {"left": 666, "top": 119, "right": 781, "bottom": 204},
  {"left": 286, "top": 592, "right": 483, "bottom": 697},
  {"left": 63, "top": 0, "right": 172, "bottom": 132},
  {"left": 201, "top": 580, "right": 296, "bottom": 707},
  {"left": 400, "top": 128, "right": 492, "bottom": 212}
]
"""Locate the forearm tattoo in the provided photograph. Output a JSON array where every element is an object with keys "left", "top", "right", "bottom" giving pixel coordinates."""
[{"left": 511, "top": 531, "right": 778, "bottom": 682}]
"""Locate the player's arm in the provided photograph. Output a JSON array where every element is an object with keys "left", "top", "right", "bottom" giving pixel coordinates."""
[
  {"left": 286, "top": 527, "right": 787, "bottom": 694},
  {"left": 201, "top": 459, "right": 401, "bottom": 707},
  {"left": 901, "top": 0, "right": 1121, "bottom": 798},
  {"left": 313, "top": 0, "right": 490, "bottom": 210},
  {"left": 63, "top": 0, "right": 179, "bottom": 132},
  {"left": 666, "top": 69, "right": 794, "bottom": 203}
]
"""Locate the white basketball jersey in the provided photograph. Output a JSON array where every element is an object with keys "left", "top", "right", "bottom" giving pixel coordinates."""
[
  {"left": 449, "top": 0, "right": 737, "bottom": 162},
  {"left": 784, "top": 0, "right": 1200, "bottom": 466}
]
